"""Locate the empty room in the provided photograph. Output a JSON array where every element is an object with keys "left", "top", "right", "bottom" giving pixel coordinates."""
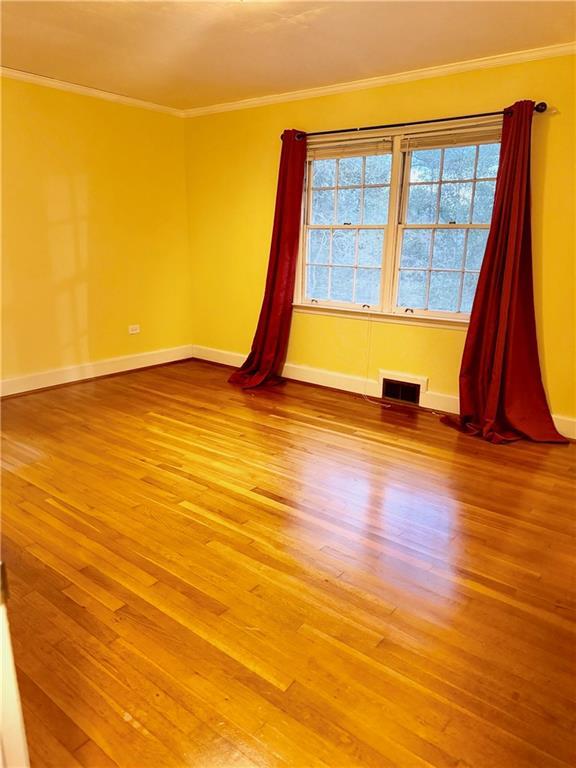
[{"left": 1, "top": 1, "right": 575, "bottom": 766}]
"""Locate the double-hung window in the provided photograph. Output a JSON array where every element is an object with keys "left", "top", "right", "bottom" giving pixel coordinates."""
[{"left": 296, "top": 119, "right": 501, "bottom": 321}]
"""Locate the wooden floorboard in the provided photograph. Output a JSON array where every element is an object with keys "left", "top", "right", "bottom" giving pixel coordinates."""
[{"left": 1, "top": 359, "right": 575, "bottom": 767}]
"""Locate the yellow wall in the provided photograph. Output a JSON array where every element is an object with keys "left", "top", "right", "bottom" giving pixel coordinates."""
[
  {"left": 185, "top": 55, "right": 575, "bottom": 418},
  {"left": 2, "top": 55, "right": 574, "bottom": 419},
  {"left": 2, "top": 78, "right": 192, "bottom": 378}
]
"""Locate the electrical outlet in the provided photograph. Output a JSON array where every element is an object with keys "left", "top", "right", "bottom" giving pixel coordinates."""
[{"left": 128, "top": 324, "right": 140, "bottom": 335}]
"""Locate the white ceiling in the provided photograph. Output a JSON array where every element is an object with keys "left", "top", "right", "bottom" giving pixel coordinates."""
[{"left": 2, "top": 1, "right": 575, "bottom": 111}]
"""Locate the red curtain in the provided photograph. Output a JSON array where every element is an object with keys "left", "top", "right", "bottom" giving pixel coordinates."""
[
  {"left": 229, "top": 129, "right": 307, "bottom": 389},
  {"left": 457, "top": 100, "right": 567, "bottom": 443}
]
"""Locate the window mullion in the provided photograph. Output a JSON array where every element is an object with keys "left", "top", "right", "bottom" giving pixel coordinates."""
[
  {"left": 360, "top": 157, "right": 366, "bottom": 227},
  {"left": 382, "top": 135, "right": 403, "bottom": 312},
  {"left": 353, "top": 228, "right": 359, "bottom": 303},
  {"left": 327, "top": 162, "right": 340, "bottom": 302},
  {"left": 425, "top": 229, "right": 435, "bottom": 311},
  {"left": 435, "top": 148, "right": 444, "bottom": 224},
  {"left": 297, "top": 160, "right": 312, "bottom": 304},
  {"left": 470, "top": 144, "right": 480, "bottom": 224},
  {"left": 333, "top": 161, "right": 339, "bottom": 225},
  {"left": 458, "top": 228, "right": 471, "bottom": 312}
]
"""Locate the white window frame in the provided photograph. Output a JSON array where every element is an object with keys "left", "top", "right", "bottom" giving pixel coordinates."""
[{"left": 294, "top": 119, "right": 502, "bottom": 326}]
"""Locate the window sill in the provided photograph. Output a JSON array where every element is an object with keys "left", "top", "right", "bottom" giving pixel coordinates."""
[{"left": 292, "top": 303, "right": 469, "bottom": 330}]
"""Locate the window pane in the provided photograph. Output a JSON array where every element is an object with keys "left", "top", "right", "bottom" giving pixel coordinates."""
[
  {"left": 331, "top": 267, "right": 354, "bottom": 302},
  {"left": 439, "top": 182, "right": 473, "bottom": 223},
  {"left": 305, "top": 144, "right": 498, "bottom": 316},
  {"left": 432, "top": 229, "right": 466, "bottom": 269},
  {"left": 461, "top": 271, "right": 480, "bottom": 313},
  {"left": 312, "top": 159, "right": 336, "bottom": 188},
  {"left": 338, "top": 157, "right": 363, "bottom": 186},
  {"left": 365, "top": 155, "right": 391, "bottom": 184},
  {"left": 401, "top": 229, "right": 431, "bottom": 268},
  {"left": 466, "top": 229, "right": 489, "bottom": 270},
  {"left": 306, "top": 265, "right": 329, "bottom": 300},
  {"left": 363, "top": 187, "right": 389, "bottom": 224},
  {"left": 358, "top": 230, "right": 384, "bottom": 266},
  {"left": 477, "top": 143, "right": 500, "bottom": 178},
  {"left": 332, "top": 229, "right": 356, "bottom": 265},
  {"left": 442, "top": 145, "right": 476, "bottom": 180},
  {"left": 308, "top": 229, "right": 330, "bottom": 264},
  {"left": 398, "top": 270, "right": 427, "bottom": 308},
  {"left": 410, "top": 150, "right": 441, "bottom": 182},
  {"left": 472, "top": 181, "right": 496, "bottom": 223},
  {"left": 406, "top": 184, "right": 438, "bottom": 223},
  {"left": 429, "top": 271, "right": 461, "bottom": 311},
  {"left": 311, "top": 190, "right": 334, "bottom": 224},
  {"left": 337, "top": 188, "right": 361, "bottom": 224},
  {"left": 356, "top": 268, "right": 381, "bottom": 305}
]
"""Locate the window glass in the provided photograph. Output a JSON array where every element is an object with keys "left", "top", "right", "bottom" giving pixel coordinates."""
[{"left": 302, "top": 136, "right": 499, "bottom": 315}]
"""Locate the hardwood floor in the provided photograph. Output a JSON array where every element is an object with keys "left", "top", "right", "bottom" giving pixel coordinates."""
[{"left": 1, "top": 359, "right": 575, "bottom": 768}]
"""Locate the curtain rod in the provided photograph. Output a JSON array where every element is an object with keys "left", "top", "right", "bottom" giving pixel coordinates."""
[{"left": 300, "top": 101, "right": 547, "bottom": 139}]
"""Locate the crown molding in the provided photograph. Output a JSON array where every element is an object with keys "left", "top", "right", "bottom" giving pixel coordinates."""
[
  {"left": 182, "top": 41, "right": 576, "bottom": 118},
  {"left": 0, "top": 67, "right": 185, "bottom": 117},
  {"left": 1, "top": 41, "right": 574, "bottom": 120}
]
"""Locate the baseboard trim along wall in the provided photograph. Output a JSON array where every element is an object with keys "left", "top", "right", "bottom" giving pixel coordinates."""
[
  {"left": 1, "top": 345, "right": 196, "bottom": 397},
  {"left": 191, "top": 345, "right": 576, "bottom": 440},
  {"left": 2, "top": 343, "right": 574, "bottom": 439},
  {"left": 192, "top": 345, "right": 460, "bottom": 413}
]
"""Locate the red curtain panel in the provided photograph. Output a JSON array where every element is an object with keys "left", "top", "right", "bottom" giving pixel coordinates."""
[
  {"left": 457, "top": 100, "right": 567, "bottom": 443},
  {"left": 229, "top": 129, "right": 307, "bottom": 389}
]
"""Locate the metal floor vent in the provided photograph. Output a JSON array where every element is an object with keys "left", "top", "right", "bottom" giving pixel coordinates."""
[{"left": 382, "top": 378, "right": 421, "bottom": 405}]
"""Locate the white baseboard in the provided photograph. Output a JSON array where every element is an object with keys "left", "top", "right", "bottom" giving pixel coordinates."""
[
  {"left": 553, "top": 415, "right": 576, "bottom": 441},
  {"left": 3, "top": 343, "right": 573, "bottom": 439},
  {"left": 192, "top": 345, "right": 246, "bottom": 368},
  {"left": 1, "top": 345, "right": 196, "bottom": 396},
  {"left": 192, "top": 345, "right": 458, "bottom": 411},
  {"left": 191, "top": 344, "right": 575, "bottom": 439},
  {"left": 282, "top": 362, "right": 382, "bottom": 397}
]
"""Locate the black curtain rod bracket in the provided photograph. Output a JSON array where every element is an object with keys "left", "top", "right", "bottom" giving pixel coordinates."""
[{"left": 301, "top": 101, "right": 547, "bottom": 139}]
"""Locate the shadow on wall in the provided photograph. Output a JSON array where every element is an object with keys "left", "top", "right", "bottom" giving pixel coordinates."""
[{"left": 2, "top": 173, "right": 90, "bottom": 375}]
